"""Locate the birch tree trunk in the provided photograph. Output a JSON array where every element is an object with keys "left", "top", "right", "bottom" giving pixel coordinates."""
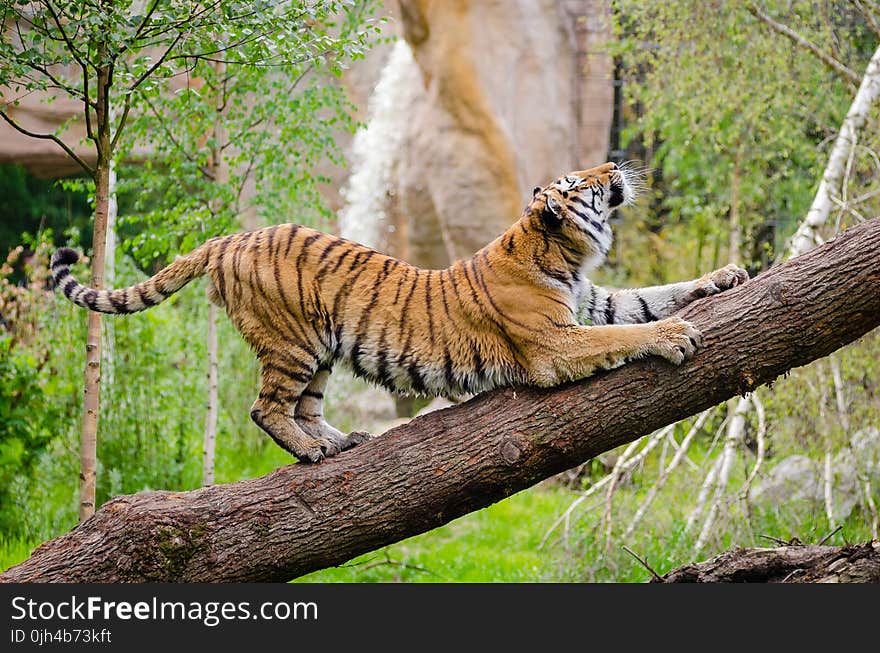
[
  {"left": 202, "top": 303, "right": 219, "bottom": 487},
  {"left": 788, "top": 44, "right": 880, "bottom": 257},
  {"left": 202, "top": 60, "right": 228, "bottom": 487}
]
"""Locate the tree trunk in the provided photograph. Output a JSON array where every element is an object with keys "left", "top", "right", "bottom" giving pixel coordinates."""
[
  {"left": 4, "top": 217, "right": 880, "bottom": 583},
  {"left": 79, "top": 57, "right": 112, "bottom": 522},
  {"left": 656, "top": 541, "right": 880, "bottom": 583},
  {"left": 202, "top": 59, "right": 228, "bottom": 487}
]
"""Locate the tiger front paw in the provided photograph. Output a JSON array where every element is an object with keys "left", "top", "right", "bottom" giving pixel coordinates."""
[
  {"left": 696, "top": 264, "right": 749, "bottom": 297},
  {"left": 648, "top": 317, "right": 703, "bottom": 365}
]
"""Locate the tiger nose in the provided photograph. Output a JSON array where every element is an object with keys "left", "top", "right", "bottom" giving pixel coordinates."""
[{"left": 574, "top": 162, "right": 617, "bottom": 177}]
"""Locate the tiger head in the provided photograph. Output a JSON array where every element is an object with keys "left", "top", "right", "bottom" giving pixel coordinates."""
[{"left": 527, "top": 161, "right": 639, "bottom": 257}]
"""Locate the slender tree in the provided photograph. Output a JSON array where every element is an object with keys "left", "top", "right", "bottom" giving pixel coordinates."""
[{"left": 0, "top": 0, "right": 378, "bottom": 516}]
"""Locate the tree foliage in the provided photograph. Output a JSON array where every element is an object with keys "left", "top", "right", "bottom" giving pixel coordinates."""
[{"left": 611, "top": 0, "right": 879, "bottom": 279}]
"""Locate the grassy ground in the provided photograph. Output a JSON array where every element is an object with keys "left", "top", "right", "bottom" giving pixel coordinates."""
[{"left": 297, "top": 485, "right": 573, "bottom": 582}]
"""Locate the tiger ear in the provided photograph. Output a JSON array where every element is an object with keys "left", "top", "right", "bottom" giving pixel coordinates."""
[
  {"left": 541, "top": 195, "right": 564, "bottom": 225},
  {"left": 532, "top": 186, "right": 542, "bottom": 197}
]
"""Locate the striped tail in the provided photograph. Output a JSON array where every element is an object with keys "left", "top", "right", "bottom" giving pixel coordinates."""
[{"left": 50, "top": 245, "right": 211, "bottom": 314}]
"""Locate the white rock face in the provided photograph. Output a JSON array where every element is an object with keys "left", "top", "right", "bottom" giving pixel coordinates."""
[{"left": 339, "top": 0, "right": 615, "bottom": 267}]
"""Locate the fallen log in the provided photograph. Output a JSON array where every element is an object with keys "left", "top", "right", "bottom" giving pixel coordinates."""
[
  {"left": 656, "top": 540, "right": 880, "bottom": 582},
  {"left": 3, "top": 217, "right": 880, "bottom": 583}
]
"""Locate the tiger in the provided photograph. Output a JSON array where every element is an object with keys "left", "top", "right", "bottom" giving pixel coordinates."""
[{"left": 50, "top": 162, "right": 748, "bottom": 463}]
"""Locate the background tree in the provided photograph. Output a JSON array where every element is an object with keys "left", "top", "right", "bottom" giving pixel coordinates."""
[{"left": 0, "top": 0, "right": 378, "bottom": 518}]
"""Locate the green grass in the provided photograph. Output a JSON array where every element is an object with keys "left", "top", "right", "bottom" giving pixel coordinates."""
[
  {"left": 0, "top": 535, "right": 38, "bottom": 572},
  {"left": 296, "top": 485, "right": 574, "bottom": 582}
]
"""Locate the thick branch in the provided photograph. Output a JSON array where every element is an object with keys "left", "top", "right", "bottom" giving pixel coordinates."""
[{"left": 3, "top": 218, "right": 880, "bottom": 583}]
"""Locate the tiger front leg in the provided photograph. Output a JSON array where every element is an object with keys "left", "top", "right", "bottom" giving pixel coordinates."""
[
  {"left": 579, "top": 264, "right": 749, "bottom": 325},
  {"left": 525, "top": 317, "right": 703, "bottom": 386}
]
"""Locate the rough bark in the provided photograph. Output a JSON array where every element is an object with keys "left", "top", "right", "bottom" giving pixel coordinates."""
[
  {"left": 3, "top": 218, "right": 880, "bottom": 583},
  {"left": 656, "top": 540, "right": 880, "bottom": 583}
]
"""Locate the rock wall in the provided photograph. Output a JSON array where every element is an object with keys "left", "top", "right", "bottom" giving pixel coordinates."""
[{"left": 339, "top": 0, "right": 615, "bottom": 268}]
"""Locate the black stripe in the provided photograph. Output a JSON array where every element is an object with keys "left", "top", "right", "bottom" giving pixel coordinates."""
[
  {"left": 534, "top": 257, "right": 572, "bottom": 287},
  {"left": 443, "top": 349, "right": 455, "bottom": 391},
  {"left": 557, "top": 241, "right": 582, "bottom": 269},
  {"left": 392, "top": 266, "right": 408, "bottom": 305},
  {"left": 503, "top": 234, "right": 515, "bottom": 253},
  {"left": 637, "top": 295, "right": 657, "bottom": 322},
  {"left": 138, "top": 286, "right": 159, "bottom": 307},
  {"left": 295, "top": 233, "right": 321, "bottom": 318},
  {"left": 317, "top": 238, "right": 345, "bottom": 265},
  {"left": 61, "top": 277, "right": 77, "bottom": 297},
  {"left": 425, "top": 271, "right": 434, "bottom": 342},
  {"left": 283, "top": 224, "right": 301, "bottom": 259},
  {"left": 350, "top": 257, "right": 397, "bottom": 374},
  {"left": 470, "top": 347, "right": 484, "bottom": 393},
  {"left": 301, "top": 389, "right": 324, "bottom": 400},
  {"left": 375, "top": 325, "right": 392, "bottom": 391},
  {"left": 326, "top": 248, "right": 353, "bottom": 277},
  {"left": 83, "top": 290, "right": 98, "bottom": 311},
  {"left": 263, "top": 362, "right": 312, "bottom": 385},
  {"left": 397, "top": 270, "right": 421, "bottom": 341},
  {"left": 439, "top": 270, "right": 451, "bottom": 320},
  {"left": 604, "top": 295, "right": 615, "bottom": 324},
  {"left": 108, "top": 291, "right": 129, "bottom": 313},
  {"left": 538, "top": 293, "right": 574, "bottom": 313},
  {"left": 230, "top": 232, "right": 252, "bottom": 303},
  {"left": 406, "top": 359, "right": 427, "bottom": 394},
  {"left": 214, "top": 238, "right": 230, "bottom": 303},
  {"left": 259, "top": 236, "right": 311, "bottom": 345},
  {"left": 54, "top": 268, "right": 70, "bottom": 283},
  {"left": 330, "top": 251, "right": 376, "bottom": 343},
  {"left": 570, "top": 194, "right": 595, "bottom": 213}
]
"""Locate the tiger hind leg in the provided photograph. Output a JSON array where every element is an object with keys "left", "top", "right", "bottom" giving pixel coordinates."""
[
  {"left": 250, "top": 359, "right": 336, "bottom": 463},
  {"left": 295, "top": 366, "right": 373, "bottom": 453}
]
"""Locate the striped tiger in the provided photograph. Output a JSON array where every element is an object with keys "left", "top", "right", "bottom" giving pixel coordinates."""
[{"left": 50, "top": 162, "right": 747, "bottom": 463}]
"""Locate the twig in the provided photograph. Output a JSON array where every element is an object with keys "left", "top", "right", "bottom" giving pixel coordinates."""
[
  {"left": 685, "top": 453, "right": 723, "bottom": 534},
  {"left": 622, "top": 545, "right": 662, "bottom": 582},
  {"left": 759, "top": 534, "right": 791, "bottom": 546},
  {"left": 739, "top": 391, "right": 766, "bottom": 500},
  {"left": 818, "top": 524, "right": 843, "bottom": 546}
]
